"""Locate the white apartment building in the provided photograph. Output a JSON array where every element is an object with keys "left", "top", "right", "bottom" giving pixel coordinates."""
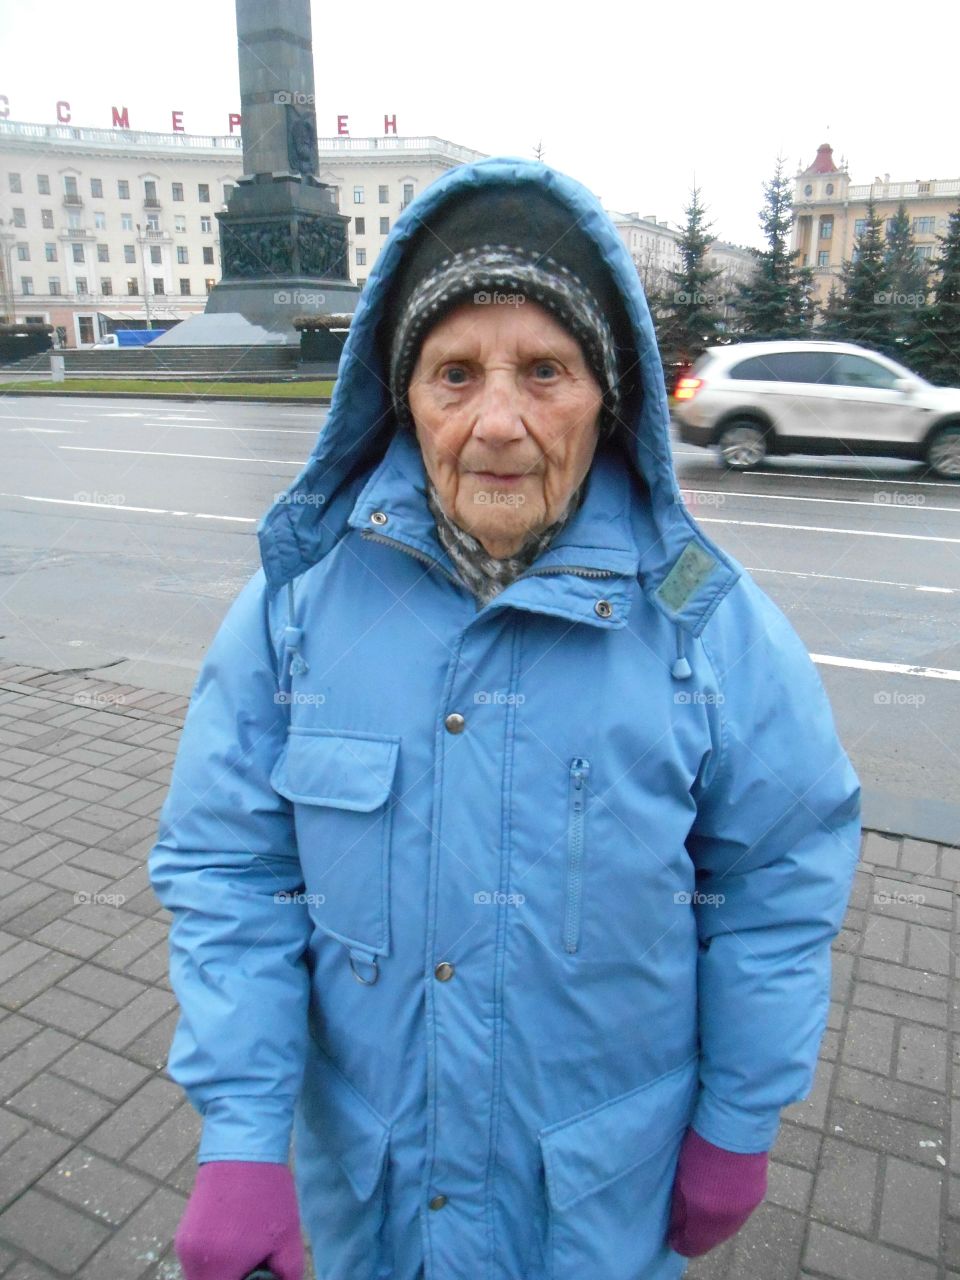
[{"left": 0, "top": 119, "right": 485, "bottom": 347}]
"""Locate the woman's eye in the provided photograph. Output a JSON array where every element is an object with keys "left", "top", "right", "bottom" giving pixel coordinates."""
[
  {"left": 533, "top": 363, "right": 558, "bottom": 380},
  {"left": 443, "top": 366, "right": 469, "bottom": 385}
]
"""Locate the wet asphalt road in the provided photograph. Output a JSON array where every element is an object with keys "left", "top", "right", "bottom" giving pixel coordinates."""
[{"left": 0, "top": 395, "right": 957, "bottom": 839}]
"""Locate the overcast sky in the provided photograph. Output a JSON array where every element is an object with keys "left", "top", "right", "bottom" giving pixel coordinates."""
[{"left": 0, "top": 0, "right": 955, "bottom": 249}]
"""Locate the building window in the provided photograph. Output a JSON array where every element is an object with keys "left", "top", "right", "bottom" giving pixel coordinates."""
[
  {"left": 90, "top": 178, "right": 103, "bottom": 198},
  {"left": 45, "top": 243, "right": 57, "bottom": 262},
  {"left": 177, "top": 245, "right": 188, "bottom": 264},
  {"left": 818, "top": 250, "right": 830, "bottom": 266},
  {"left": 94, "top": 211, "right": 106, "bottom": 229},
  {"left": 144, "top": 180, "right": 159, "bottom": 205},
  {"left": 202, "top": 246, "right": 214, "bottom": 265},
  {"left": 67, "top": 211, "right": 82, "bottom": 229},
  {"left": 172, "top": 182, "right": 184, "bottom": 202},
  {"left": 356, "top": 247, "right": 366, "bottom": 266},
  {"left": 825, "top": 183, "right": 834, "bottom": 196},
  {"left": 12, "top": 208, "right": 26, "bottom": 227},
  {"left": 198, "top": 183, "right": 210, "bottom": 202},
  {"left": 149, "top": 246, "right": 162, "bottom": 265},
  {"left": 380, "top": 217, "right": 389, "bottom": 235},
  {"left": 179, "top": 277, "right": 191, "bottom": 295},
  {"left": 913, "top": 216, "right": 935, "bottom": 235},
  {"left": 146, "top": 213, "right": 160, "bottom": 231},
  {"left": 76, "top": 276, "right": 89, "bottom": 295},
  {"left": 21, "top": 276, "right": 34, "bottom": 294},
  {"left": 200, "top": 215, "right": 212, "bottom": 233},
  {"left": 118, "top": 179, "right": 130, "bottom": 199},
  {"left": 854, "top": 218, "right": 866, "bottom": 237},
  {"left": 153, "top": 277, "right": 165, "bottom": 294},
  {"left": 124, "top": 245, "right": 136, "bottom": 263},
  {"left": 121, "top": 213, "right": 133, "bottom": 231},
  {"left": 204, "top": 277, "right": 215, "bottom": 294},
  {"left": 353, "top": 185, "right": 364, "bottom": 204},
  {"left": 72, "top": 243, "right": 85, "bottom": 263},
  {"left": 329, "top": 185, "right": 340, "bottom": 210},
  {"left": 97, "top": 244, "right": 109, "bottom": 262},
  {"left": 379, "top": 184, "right": 389, "bottom": 203},
  {"left": 127, "top": 277, "right": 139, "bottom": 294},
  {"left": 37, "top": 174, "right": 50, "bottom": 195},
  {"left": 818, "top": 216, "right": 833, "bottom": 240},
  {"left": 40, "top": 209, "right": 53, "bottom": 228},
  {"left": 16, "top": 243, "right": 29, "bottom": 261},
  {"left": 101, "top": 277, "right": 112, "bottom": 295},
  {"left": 916, "top": 244, "right": 935, "bottom": 259},
  {"left": 175, "top": 215, "right": 187, "bottom": 233},
  {"left": 63, "top": 175, "right": 79, "bottom": 199},
  {"left": 8, "top": 172, "right": 21, "bottom": 193},
  {"left": 78, "top": 317, "right": 95, "bottom": 344},
  {"left": 223, "top": 183, "right": 234, "bottom": 202},
  {"left": 49, "top": 277, "right": 61, "bottom": 295},
  {"left": 402, "top": 182, "right": 414, "bottom": 206},
  {"left": 803, "top": 183, "right": 813, "bottom": 197},
  {"left": 355, "top": 216, "right": 365, "bottom": 235}
]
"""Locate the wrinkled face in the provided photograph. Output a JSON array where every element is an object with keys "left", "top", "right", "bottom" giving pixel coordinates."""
[{"left": 407, "top": 300, "right": 604, "bottom": 559}]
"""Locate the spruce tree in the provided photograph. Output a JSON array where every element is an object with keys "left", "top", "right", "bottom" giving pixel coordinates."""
[
  {"left": 827, "top": 198, "right": 895, "bottom": 355},
  {"left": 909, "top": 203, "right": 960, "bottom": 385},
  {"left": 655, "top": 186, "right": 723, "bottom": 370},
  {"left": 884, "top": 202, "right": 929, "bottom": 356},
  {"left": 735, "top": 157, "right": 815, "bottom": 340}
]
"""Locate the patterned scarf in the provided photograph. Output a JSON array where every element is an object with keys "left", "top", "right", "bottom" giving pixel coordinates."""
[{"left": 425, "top": 476, "right": 586, "bottom": 608}]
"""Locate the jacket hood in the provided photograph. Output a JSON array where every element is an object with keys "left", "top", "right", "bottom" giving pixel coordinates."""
[{"left": 258, "top": 156, "right": 740, "bottom": 637}]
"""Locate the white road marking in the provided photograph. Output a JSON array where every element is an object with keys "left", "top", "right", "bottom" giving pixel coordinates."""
[
  {"left": 683, "top": 488, "right": 960, "bottom": 515},
  {"left": 812, "top": 654, "right": 960, "bottom": 682},
  {"left": 698, "top": 516, "right": 960, "bottom": 544},
  {"left": 745, "top": 566, "right": 956, "bottom": 595},
  {"left": 60, "top": 445, "right": 301, "bottom": 465},
  {"left": 0, "top": 415, "right": 88, "bottom": 424},
  {"left": 744, "top": 468, "right": 959, "bottom": 491},
  {"left": 71, "top": 419, "right": 317, "bottom": 435},
  {"left": 0, "top": 492, "right": 255, "bottom": 522}
]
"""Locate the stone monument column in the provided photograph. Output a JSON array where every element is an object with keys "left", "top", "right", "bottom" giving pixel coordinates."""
[{"left": 201, "top": 0, "right": 359, "bottom": 339}]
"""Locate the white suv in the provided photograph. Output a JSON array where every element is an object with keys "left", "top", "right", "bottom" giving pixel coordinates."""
[{"left": 672, "top": 340, "right": 960, "bottom": 477}]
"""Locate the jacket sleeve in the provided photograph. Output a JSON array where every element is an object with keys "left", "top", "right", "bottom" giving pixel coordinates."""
[
  {"left": 686, "top": 574, "right": 861, "bottom": 1154},
  {"left": 148, "top": 569, "right": 311, "bottom": 1164}
]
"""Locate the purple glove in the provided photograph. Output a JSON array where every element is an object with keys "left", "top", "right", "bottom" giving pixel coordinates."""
[
  {"left": 175, "top": 1160, "right": 304, "bottom": 1280},
  {"left": 667, "top": 1128, "right": 768, "bottom": 1257}
]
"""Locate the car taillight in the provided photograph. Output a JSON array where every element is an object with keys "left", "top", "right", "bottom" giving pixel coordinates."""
[{"left": 674, "top": 377, "right": 703, "bottom": 401}]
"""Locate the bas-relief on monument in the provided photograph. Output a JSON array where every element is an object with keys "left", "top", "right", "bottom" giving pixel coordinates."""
[{"left": 153, "top": 0, "right": 359, "bottom": 347}]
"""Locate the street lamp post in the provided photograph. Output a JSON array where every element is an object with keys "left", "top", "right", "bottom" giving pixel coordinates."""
[
  {"left": 0, "top": 219, "right": 16, "bottom": 324},
  {"left": 135, "top": 222, "right": 153, "bottom": 328}
]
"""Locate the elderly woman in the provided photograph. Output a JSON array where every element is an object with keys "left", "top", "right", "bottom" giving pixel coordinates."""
[{"left": 150, "top": 157, "right": 860, "bottom": 1280}]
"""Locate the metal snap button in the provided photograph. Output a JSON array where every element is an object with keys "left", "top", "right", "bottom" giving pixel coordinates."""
[
  {"left": 428, "top": 1194, "right": 448, "bottom": 1210},
  {"left": 434, "top": 961, "right": 455, "bottom": 982},
  {"left": 594, "top": 599, "right": 613, "bottom": 618},
  {"left": 444, "top": 712, "right": 466, "bottom": 734},
  {"left": 370, "top": 510, "right": 388, "bottom": 526}
]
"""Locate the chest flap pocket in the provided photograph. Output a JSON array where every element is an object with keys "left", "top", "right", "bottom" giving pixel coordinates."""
[{"left": 270, "top": 728, "right": 400, "bottom": 960}]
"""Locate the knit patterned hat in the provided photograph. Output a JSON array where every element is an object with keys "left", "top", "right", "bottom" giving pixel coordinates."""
[{"left": 381, "top": 185, "right": 635, "bottom": 438}]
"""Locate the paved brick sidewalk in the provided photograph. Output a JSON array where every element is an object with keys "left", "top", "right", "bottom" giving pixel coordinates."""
[{"left": 0, "top": 661, "right": 956, "bottom": 1279}]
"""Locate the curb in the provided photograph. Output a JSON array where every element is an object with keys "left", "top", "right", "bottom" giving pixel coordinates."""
[{"left": 0, "top": 388, "right": 333, "bottom": 404}]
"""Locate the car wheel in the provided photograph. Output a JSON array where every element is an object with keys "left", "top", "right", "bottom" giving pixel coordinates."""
[
  {"left": 716, "top": 421, "right": 767, "bottom": 469},
  {"left": 926, "top": 424, "right": 960, "bottom": 478}
]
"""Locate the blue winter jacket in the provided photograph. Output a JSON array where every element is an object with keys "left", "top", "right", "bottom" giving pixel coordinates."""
[{"left": 149, "top": 156, "right": 861, "bottom": 1280}]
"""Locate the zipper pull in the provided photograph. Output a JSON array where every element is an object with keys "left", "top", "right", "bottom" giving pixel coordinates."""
[{"left": 571, "top": 758, "right": 590, "bottom": 790}]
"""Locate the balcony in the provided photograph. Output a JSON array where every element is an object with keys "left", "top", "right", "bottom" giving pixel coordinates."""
[
  {"left": 143, "top": 197, "right": 162, "bottom": 210},
  {"left": 62, "top": 194, "right": 83, "bottom": 207},
  {"left": 59, "top": 227, "right": 94, "bottom": 239}
]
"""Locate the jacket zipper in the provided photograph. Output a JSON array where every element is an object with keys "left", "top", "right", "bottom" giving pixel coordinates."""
[
  {"left": 517, "top": 565, "right": 616, "bottom": 581},
  {"left": 563, "top": 758, "right": 590, "bottom": 954},
  {"left": 360, "top": 527, "right": 466, "bottom": 591}
]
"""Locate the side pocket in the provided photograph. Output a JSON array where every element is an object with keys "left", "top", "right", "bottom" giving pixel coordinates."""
[{"left": 562, "top": 758, "right": 590, "bottom": 954}]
